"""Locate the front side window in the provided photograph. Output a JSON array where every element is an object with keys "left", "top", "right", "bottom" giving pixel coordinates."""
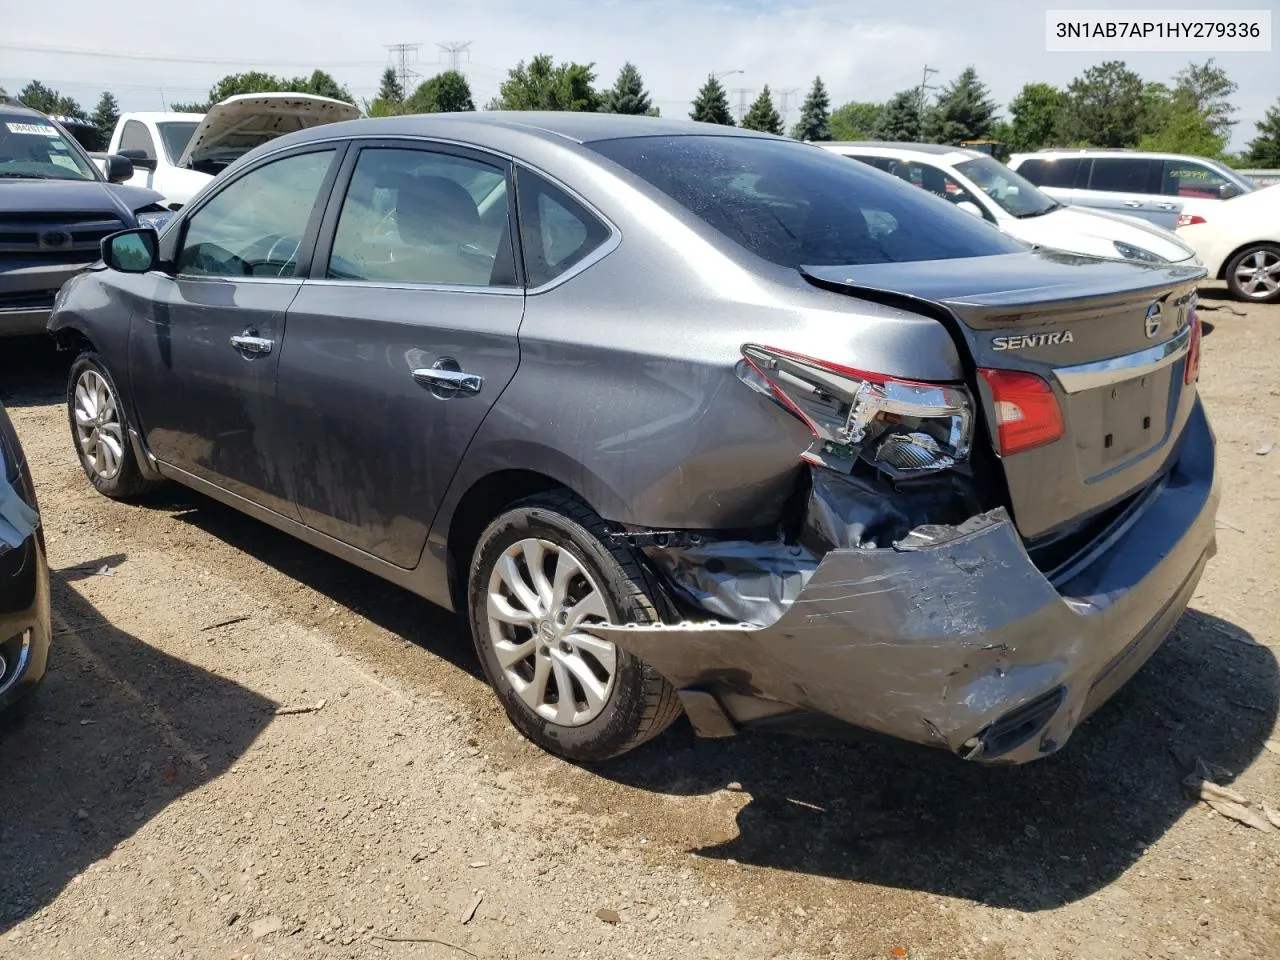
[
  {"left": 955, "top": 155, "right": 1059, "bottom": 218},
  {"left": 177, "top": 149, "right": 335, "bottom": 278},
  {"left": 0, "top": 116, "right": 97, "bottom": 181},
  {"left": 157, "top": 122, "right": 200, "bottom": 165},
  {"left": 589, "top": 135, "right": 1022, "bottom": 269},
  {"left": 516, "top": 168, "right": 612, "bottom": 287},
  {"left": 1089, "top": 157, "right": 1158, "bottom": 194},
  {"left": 119, "top": 120, "right": 157, "bottom": 160},
  {"left": 327, "top": 147, "right": 513, "bottom": 287},
  {"left": 1160, "top": 160, "right": 1233, "bottom": 199}
]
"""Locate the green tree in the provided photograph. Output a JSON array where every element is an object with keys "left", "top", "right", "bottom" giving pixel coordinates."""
[
  {"left": 1243, "top": 98, "right": 1280, "bottom": 167},
  {"left": 1058, "top": 60, "right": 1147, "bottom": 147},
  {"left": 1007, "top": 82, "right": 1065, "bottom": 151},
  {"left": 1139, "top": 81, "right": 1177, "bottom": 139},
  {"left": 489, "top": 55, "right": 599, "bottom": 111},
  {"left": 377, "top": 67, "right": 404, "bottom": 105},
  {"left": 828, "top": 101, "right": 884, "bottom": 140},
  {"left": 1172, "top": 58, "right": 1237, "bottom": 140},
  {"left": 791, "top": 76, "right": 831, "bottom": 141},
  {"left": 1138, "top": 109, "right": 1226, "bottom": 159},
  {"left": 741, "top": 86, "right": 783, "bottom": 135},
  {"left": 923, "top": 66, "right": 997, "bottom": 144},
  {"left": 90, "top": 91, "right": 120, "bottom": 136},
  {"left": 601, "top": 62, "right": 657, "bottom": 116},
  {"left": 690, "top": 74, "right": 734, "bottom": 125},
  {"left": 289, "top": 69, "right": 352, "bottom": 103},
  {"left": 181, "top": 70, "right": 354, "bottom": 113},
  {"left": 406, "top": 71, "right": 475, "bottom": 113},
  {"left": 870, "top": 90, "right": 922, "bottom": 141},
  {"left": 17, "top": 80, "right": 86, "bottom": 119}
]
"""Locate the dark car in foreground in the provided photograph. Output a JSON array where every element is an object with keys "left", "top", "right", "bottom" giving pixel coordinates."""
[
  {"left": 0, "top": 400, "right": 50, "bottom": 717},
  {"left": 0, "top": 101, "right": 172, "bottom": 338},
  {"left": 47, "top": 113, "right": 1216, "bottom": 765}
]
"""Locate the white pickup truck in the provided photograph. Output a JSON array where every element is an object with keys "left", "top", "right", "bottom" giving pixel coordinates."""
[{"left": 94, "top": 93, "right": 359, "bottom": 209}]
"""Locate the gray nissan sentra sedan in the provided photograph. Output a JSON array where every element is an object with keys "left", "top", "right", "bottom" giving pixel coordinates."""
[{"left": 47, "top": 112, "right": 1217, "bottom": 765}]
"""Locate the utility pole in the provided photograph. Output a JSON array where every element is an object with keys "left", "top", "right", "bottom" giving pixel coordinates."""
[
  {"left": 437, "top": 41, "right": 472, "bottom": 74},
  {"left": 731, "top": 87, "right": 754, "bottom": 124},
  {"left": 777, "top": 88, "right": 800, "bottom": 130},
  {"left": 385, "top": 43, "right": 422, "bottom": 96},
  {"left": 916, "top": 64, "right": 938, "bottom": 141}
]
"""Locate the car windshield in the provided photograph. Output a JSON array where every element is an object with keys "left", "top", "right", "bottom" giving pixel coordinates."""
[
  {"left": 589, "top": 135, "right": 1023, "bottom": 269},
  {"left": 157, "top": 121, "right": 200, "bottom": 164},
  {"left": 0, "top": 117, "right": 97, "bottom": 181},
  {"left": 954, "top": 155, "right": 1058, "bottom": 218}
]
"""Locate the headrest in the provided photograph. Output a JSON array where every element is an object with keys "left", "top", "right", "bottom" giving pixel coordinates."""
[{"left": 385, "top": 173, "right": 480, "bottom": 246}]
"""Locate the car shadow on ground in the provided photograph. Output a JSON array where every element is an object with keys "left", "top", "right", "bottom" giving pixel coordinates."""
[
  {"left": 599, "top": 609, "right": 1278, "bottom": 910},
  {"left": 0, "top": 337, "right": 69, "bottom": 410},
  {"left": 0, "top": 565, "right": 273, "bottom": 933}
]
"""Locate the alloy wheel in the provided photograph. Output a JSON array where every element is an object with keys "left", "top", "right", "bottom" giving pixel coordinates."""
[
  {"left": 484, "top": 538, "right": 616, "bottom": 727},
  {"left": 1234, "top": 248, "right": 1280, "bottom": 300},
  {"left": 73, "top": 369, "right": 125, "bottom": 482}
]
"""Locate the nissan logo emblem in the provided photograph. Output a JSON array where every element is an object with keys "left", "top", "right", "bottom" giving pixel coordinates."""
[
  {"left": 38, "top": 229, "right": 71, "bottom": 250},
  {"left": 1144, "top": 301, "right": 1162, "bottom": 339}
]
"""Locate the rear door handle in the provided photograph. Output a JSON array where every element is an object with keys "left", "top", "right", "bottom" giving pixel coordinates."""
[
  {"left": 412, "top": 367, "right": 483, "bottom": 395},
  {"left": 1155, "top": 202, "right": 1178, "bottom": 210},
  {"left": 230, "top": 334, "right": 274, "bottom": 355},
  {"left": 1122, "top": 201, "right": 1144, "bottom": 208}
]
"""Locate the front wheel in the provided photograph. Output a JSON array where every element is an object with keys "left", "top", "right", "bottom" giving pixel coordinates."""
[
  {"left": 467, "top": 493, "right": 682, "bottom": 762},
  {"left": 1225, "top": 243, "right": 1280, "bottom": 304},
  {"left": 67, "top": 352, "right": 161, "bottom": 499}
]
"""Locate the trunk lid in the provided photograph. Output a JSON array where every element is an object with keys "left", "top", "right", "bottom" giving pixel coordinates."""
[
  {"left": 176, "top": 93, "right": 359, "bottom": 170},
  {"left": 802, "top": 250, "right": 1206, "bottom": 541}
]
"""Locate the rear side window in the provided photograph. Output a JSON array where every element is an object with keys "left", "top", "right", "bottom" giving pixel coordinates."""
[
  {"left": 515, "top": 167, "right": 612, "bottom": 287},
  {"left": 1089, "top": 157, "right": 1158, "bottom": 194},
  {"left": 589, "top": 136, "right": 1020, "bottom": 269},
  {"left": 1017, "top": 157, "right": 1082, "bottom": 189}
]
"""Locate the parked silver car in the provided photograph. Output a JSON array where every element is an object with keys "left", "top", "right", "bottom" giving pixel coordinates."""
[{"left": 49, "top": 114, "right": 1217, "bottom": 765}]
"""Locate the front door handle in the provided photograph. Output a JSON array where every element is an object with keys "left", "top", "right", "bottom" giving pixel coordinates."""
[
  {"left": 230, "top": 334, "right": 274, "bottom": 355},
  {"left": 412, "top": 366, "right": 483, "bottom": 395},
  {"left": 1122, "top": 200, "right": 1143, "bottom": 208},
  {"left": 1155, "top": 202, "right": 1177, "bottom": 210}
]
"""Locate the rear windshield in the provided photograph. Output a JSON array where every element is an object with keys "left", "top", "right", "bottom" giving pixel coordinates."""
[{"left": 588, "top": 135, "right": 1023, "bottom": 269}]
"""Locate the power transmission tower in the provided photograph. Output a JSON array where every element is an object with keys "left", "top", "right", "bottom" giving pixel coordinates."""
[
  {"left": 916, "top": 64, "right": 939, "bottom": 140},
  {"left": 437, "top": 41, "right": 472, "bottom": 74},
  {"left": 731, "top": 87, "right": 754, "bottom": 124},
  {"left": 777, "top": 88, "right": 800, "bottom": 130},
  {"left": 385, "top": 43, "right": 422, "bottom": 96}
]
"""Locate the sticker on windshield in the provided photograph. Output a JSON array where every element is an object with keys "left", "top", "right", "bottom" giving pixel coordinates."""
[{"left": 5, "top": 122, "right": 59, "bottom": 136}]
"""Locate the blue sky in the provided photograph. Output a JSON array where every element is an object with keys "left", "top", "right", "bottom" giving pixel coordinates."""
[{"left": 1, "top": 0, "right": 1274, "bottom": 151}]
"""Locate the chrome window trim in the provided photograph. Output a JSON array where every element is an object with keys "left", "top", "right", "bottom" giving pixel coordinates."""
[
  {"left": 302, "top": 278, "right": 524, "bottom": 297},
  {"left": 1053, "top": 323, "right": 1191, "bottom": 394}
]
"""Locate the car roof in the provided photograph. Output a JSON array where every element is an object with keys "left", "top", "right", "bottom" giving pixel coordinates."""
[
  {"left": 119, "top": 112, "right": 207, "bottom": 122},
  {"left": 0, "top": 102, "right": 53, "bottom": 123},
  {"left": 823, "top": 140, "right": 973, "bottom": 157},
  {"left": 1012, "top": 148, "right": 1210, "bottom": 163},
  {"left": 280, "top": 111, "right": 778, "bottom": 149}
]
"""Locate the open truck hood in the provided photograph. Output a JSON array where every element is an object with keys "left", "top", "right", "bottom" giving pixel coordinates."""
[
  {"left": 177, "top": 93, "right": 359, "bottom": 169},
  {"left": 802, "top": 250, "right": 1207, "bottom": 542}
]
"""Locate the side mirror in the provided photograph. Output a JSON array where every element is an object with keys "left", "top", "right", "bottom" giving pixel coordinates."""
[
  {"left": 955, "top": 200, "right": 985, "bottom": 218},
  {"left": 1218, "top": 182, "right": 1241, "bottom": 200},
  {"left": 102, "top": 153, "right": 134, "bottom": 183},
  {"left": 117, "top": 149, "right": 155, "bottom": 171},
  {"left": 102, "top": 228, "right": 158, "bottom": 273}
]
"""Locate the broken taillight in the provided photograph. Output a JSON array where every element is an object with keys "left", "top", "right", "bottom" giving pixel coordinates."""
[
  {"left": 1176, "top": 214, "right": 1207, "bottom": 228},
  {"left": 977, "top": 369, "right": 1064, "bottom": 456},
  {"left": 738, "top": 344, "right": 973, "bottom": 476},
  {"left": 1185, "top": 305, "right": 1202, "bottom": 386}
]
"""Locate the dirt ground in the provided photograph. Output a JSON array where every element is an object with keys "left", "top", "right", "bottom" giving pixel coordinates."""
[{"left": 0, "top": 283, "right": 1277, "bottom": 960}]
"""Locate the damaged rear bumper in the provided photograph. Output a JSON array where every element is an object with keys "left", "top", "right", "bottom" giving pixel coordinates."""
[{"left": 584, "top": 401, "right": 1219, "bottom": 765}]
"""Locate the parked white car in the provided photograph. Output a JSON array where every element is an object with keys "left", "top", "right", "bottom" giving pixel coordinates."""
[
  {"left": 96, "top": 93, "right": 359, "bottom": 209},
  {"left": 821, "top": 142, "right": 1197, "bottom": 265},
  {"left": 1176, "top": 183, "right": 1280, "bottom": 303}
]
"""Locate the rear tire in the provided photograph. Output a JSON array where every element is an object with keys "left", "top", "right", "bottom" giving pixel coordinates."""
[
  {"left": 1224, "top": 243, "right": 1280, "bottom": 304},
  {"left": 67, "top": 352, "right": 161, "bottom": 500},
  {"left": 467, "top": 492, "right": 682, "bottom": 762}
]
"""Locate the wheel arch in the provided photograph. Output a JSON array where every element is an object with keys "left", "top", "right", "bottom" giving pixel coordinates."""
[{"left": 1219, "top": 238, "right": 1280, "bottom": 281}]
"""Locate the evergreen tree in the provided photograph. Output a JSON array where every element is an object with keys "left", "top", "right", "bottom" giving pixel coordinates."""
[
  {"left": 407, "top": 71, "right": 476, "bottom": 113},
  {"left": 689, "top": 74, "right": 734, "bottom": 126},
  {"left": 1244, "top": 97, "right": 1280, "bottom": 167},
  {"left": 1058, "top": 60, "right": 1147, "bottom": 148},
  {"left": 742, "top": 86, "right": 783, "bottom": 135},
  {"left": 1172, "top": 58, "right": 1237, "bottom": 140},
  {"left": 791, "top": 76, "right": 831, "bottom": 141},
  {"left": 490, "top": 55, "right": 599, "bottom": 111},
  {"left": 870, "top": 90, "right": 922, "bottom": 141},
  {"left": 1007, "top": 82, "right": 1065, "bottom": 151},
  {"left": 377, "top": 67, "right": 404, "bottom": 105},
  {"left": 17, "top": 80, "right": 85, "bottom": 119},
  {"left": 923, "top": 66, "right": 997, "bottom": 144},
  {"left": 601, "top": 62, "right": 657, "bottom": 116},
  {"left": 90, "top": 91, "right": 120, "bottom": 136}
]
